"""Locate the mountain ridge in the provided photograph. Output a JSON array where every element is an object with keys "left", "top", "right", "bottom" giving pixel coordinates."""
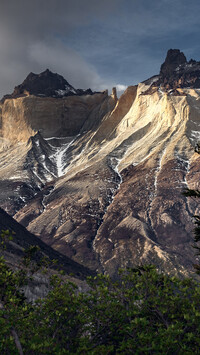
[
  {"left": 143, "top": 48, "right": 200, "bottom": 95},
  {"left": 0, "top": 68, "right": 99, "bottom": 103},
  {"left": 0, "top": 49, "right": 200, "bottom": 277},
  {"left": 0, "top": 207, "right": 95, "bottom": 279}
]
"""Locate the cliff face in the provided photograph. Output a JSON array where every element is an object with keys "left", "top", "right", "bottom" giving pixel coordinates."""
[
  {"left": 1, "top": 92, "right": 110, "bottom": 143},
  {"left": 0, "top": 68, "right": 112, "bottom": 143},
  {"left": 143, "top": 49, "right": 200, "bottom": 94},
  {"left": 0, "top": 54, "right": 200, "bottom": 277}
]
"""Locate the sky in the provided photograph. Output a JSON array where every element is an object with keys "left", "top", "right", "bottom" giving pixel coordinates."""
[{"left": 1, "top": 0, "right": 200, "bottom": 98}]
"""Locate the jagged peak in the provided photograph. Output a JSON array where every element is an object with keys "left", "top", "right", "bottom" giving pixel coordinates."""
[
  {"left": 13, "top": 69, "right": 75, "bottom": 97},
  {"left": 1, "top": 69, "right": 100, "bottom": 103},
  {"left": 143, "top": 48, "right": 200, "bottom": 95},
  {"left": 160, "top": 49, "right": 187, "bottom": 77}
]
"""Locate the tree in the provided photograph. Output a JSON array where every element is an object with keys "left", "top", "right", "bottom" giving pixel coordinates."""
[
  {"left": 1, "top": 230, "right": 200, "bottom": 354},
  {"left": 183, "top": 188, "right": 200, "bottom": 274}
]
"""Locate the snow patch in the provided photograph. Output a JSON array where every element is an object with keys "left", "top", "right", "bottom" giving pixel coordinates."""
[
  {"left": 44, "top": 135, "right": 80, "bottom": 177},
  {"left": 174, "top": 151, "right": 190, "bottom": 188},
  {"left": 55, "top": 85, "right": 76, "bottom": 97},
  {"left": 45, "top": 136, "right": 70, "bottom": 141},
  {"left": 158, "top": 87, "right": 164, "bottom": 95},
  {"left": 35, "top": 139, "right": 40, "bottom": 147},
  {"left": 190, "top": 120, "right": 200, "bottom": 127},
  {"left": 54, "top": 138, "right": 75, "bottom": 177},
  {"left": 109, "top": 157, "right": 123, "bottom": 189},
  {"left": 190, "top": 130, "right": 200, "bottom": 140},
  {"left": 154, "top": 146, "right": 167, "bottom": 193},
  {"left": 32, "top": 168, "right": 44, "bottom": 183}
]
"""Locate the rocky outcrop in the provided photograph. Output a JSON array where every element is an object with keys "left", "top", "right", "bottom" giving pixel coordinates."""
[
  {"left": 0, "top": 52, "right": 200, "bottom": 278},
  {"left": 160, "top": 49, "right": 187, "bottom": 78},
  {"left": 1, "top": 69, "right": 96, "bottom": 103},
  {"left": 143, "top": 49, "right": 200, "bottom": 94}
]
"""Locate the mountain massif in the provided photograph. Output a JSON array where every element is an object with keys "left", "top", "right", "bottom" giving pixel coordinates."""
[{"left": 0, "top": 49, "right": 200, "bottom": 278}]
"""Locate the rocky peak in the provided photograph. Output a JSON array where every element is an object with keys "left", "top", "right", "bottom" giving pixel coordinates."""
[
  {"left": 1, "top": 69, "right": 97, "bottom": 103},
  {"left": 143, "top": 48, "right": 200, "bottom": 94},
  {"left": 160, "top": 49, "right": 187, "bottom": 78},
  {"left": 15, "top": 69, "right": 75, "bottom": 96},
  {"left": 111, "top": 87, "right": 117, "bottom": 102}
]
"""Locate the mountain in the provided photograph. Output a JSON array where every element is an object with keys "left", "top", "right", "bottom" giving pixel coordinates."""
[
  {"left": 0, "top": 207, "right": 95, "bottom": 278},
  {"left": 0, "top": 51, "right": 200, "bottom": 278},
  {"left": 0, "top": 68, "right": 95, "bottom": 103},
  {"left": 143, "top": 49, "right": 200, "bottom": 94},
  {"left": 0, "top": 207, "right": 95, "bottom": 300}
]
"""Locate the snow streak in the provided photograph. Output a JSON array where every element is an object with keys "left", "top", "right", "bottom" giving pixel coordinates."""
[
  {"left": 109, "top": 157, "right": 123, "bottom": 191},
  {"left": 154, "top": 146, "right": 167, "bottom": 194},
  {"left": 45, "top": 135, "right": 80, "bottom": 177},
  {"left": 52, "top": 137, "right": 77, "bottom": 177}
]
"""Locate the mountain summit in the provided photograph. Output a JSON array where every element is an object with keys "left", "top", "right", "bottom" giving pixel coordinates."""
[
  {"left": 1, "top": 69, "right": 94, "bottom": 102},
  {"left": 160, "top": 49, "right": 187, "bottom": 78},
  {"left": 144, "top": 48, "right": 200, "bottom": 94}
]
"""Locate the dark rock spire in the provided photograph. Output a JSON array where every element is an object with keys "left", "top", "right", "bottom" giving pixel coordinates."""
[{"left": 160, "top": 49, "right": 187, "bottom": 78}]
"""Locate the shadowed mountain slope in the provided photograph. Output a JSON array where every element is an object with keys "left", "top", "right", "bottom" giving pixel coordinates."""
[{"left": 0, "top": 207, "right": 95, "bottom": 280}]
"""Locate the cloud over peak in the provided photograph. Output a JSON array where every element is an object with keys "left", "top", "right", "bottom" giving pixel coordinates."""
[{"left": 1, "top": 0, "right": 200, "bottom": 98}]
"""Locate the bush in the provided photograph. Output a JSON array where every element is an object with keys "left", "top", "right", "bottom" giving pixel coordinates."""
[{"left": 1, "top": 258, "right": 200, "bottom": 354}]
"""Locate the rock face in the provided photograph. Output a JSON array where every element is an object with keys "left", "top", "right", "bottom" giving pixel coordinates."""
[
  {"left": 143, "top": 48, "right": 200, "bottom": 94},
  {"left": 1, "top": 92, "right": 110, "bottom": 142},
  {"left": 0, "top": 53, "right": 200, "bottom": 278},
  {"left": 0, "top": 69, "right": 112, "bottom": 143},
  {"left": 160, "top": 49, "right": 187, "bottom": 78},
  {"left": 1, "top": 69, "right": 95, "bottom": 102}
]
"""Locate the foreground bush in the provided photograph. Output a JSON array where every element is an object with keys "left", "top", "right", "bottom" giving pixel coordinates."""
[{"left": 1, "top": 258, "right": 200, "bottom": 354}]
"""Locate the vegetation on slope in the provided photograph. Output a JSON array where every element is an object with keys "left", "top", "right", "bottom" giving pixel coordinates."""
[{"left": 1, "top": 228, "right": 200, "bottom": 354}]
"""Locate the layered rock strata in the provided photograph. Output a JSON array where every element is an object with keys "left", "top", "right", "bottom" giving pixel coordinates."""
[{"left": 0, "top": 54, "right": 200, "bottom": 278}]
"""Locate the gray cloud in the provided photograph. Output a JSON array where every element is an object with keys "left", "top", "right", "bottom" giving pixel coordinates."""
[
  {"left": 1, "top": 0, "right": 200, "bottom": 98},
  {"left": 0, "top": 0, "right": 121, "bottom": 98},
  {"left": 28, "top": 40, "right": 102, "bottom": 89}
]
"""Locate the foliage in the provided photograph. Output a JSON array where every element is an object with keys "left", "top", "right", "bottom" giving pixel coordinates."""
[
  {"left": 183, "top": 188, "right": 200, "bottom": 273},
  {"left": 1, "top": 229, "right": 200, "bottom": 354}
]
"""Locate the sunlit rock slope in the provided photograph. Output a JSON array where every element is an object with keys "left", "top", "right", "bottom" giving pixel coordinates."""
[{"left": 0, "top": 50, "right": 200, "bottom": 277}]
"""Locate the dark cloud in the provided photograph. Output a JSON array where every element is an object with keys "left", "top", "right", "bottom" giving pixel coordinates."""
[
  {"left": 1, "top": 0, "right": 200, "bottom": 98},
  {"left": 0, "top": 0, "right": 120, "bottom": 97},
  {"left": 28, "top": 40, "right": 102, "bottom": 89}
]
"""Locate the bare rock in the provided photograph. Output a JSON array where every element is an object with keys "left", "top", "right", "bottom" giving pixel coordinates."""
[{"left": 1, "top": 58, "right": 200, "bottom": 279}]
